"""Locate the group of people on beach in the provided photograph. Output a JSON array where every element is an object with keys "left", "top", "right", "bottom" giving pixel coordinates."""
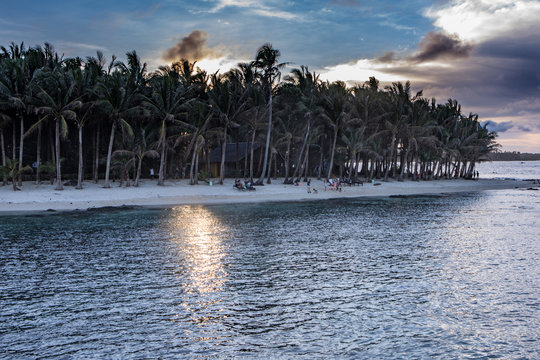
[{"left": 234, "top": 179, "right": 255, "bottom": 191}]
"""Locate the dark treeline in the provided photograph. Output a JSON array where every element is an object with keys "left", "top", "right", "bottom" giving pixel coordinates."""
[{"left": 0, "top": 41, "right": 498, "bottom": 191}]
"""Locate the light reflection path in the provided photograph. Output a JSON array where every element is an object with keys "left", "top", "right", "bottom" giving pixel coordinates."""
[{"left": 165, "top": 206, "right": 230, "bottom": 344}]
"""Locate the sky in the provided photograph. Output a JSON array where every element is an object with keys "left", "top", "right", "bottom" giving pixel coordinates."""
[{"left": 1, "top": 0, "right": 539, "bottom": 152}]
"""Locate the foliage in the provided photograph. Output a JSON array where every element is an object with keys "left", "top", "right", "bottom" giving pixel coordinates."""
[{"left": 0, "top": 41, "right": 499, "bottom": 191}]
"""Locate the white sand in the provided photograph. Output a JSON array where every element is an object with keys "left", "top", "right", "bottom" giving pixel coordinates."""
[{"left": 0, "top": 178, "right": 536, "bottom": 214}]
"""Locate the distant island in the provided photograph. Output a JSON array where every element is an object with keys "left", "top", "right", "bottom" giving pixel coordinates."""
[{"left": 486, "top": 152, "right": 540, "bottom": 161}]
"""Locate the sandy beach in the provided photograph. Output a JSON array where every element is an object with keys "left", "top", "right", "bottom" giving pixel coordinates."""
[{"left": 0, "top": 177, "right": 537, "bottom": 214}]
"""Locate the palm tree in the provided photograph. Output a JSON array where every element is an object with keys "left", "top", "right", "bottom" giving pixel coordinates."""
[
  {"left": 207, "top": 72, "right": 248, "bottom": 184},
  {"left": 143, "top": 71, "right": 190, "bottom": 185},
  {"left": 31, "top": 67, "right": 81, "bottom": 190},
  {"left": 252, "top": 43, "right": 288, "bottom": 184},
  {"left": 0, "top": 55, "right": 29, "bottom": 187},
  {"left": 381, "top": 81, "right": 415, "bottom": 181},
  {"left": 113, "top": 127, "right": 159, "bottom": 187},
  {"left": 0, "top": 112, "right": 10, "bottom": 185},
  {"left": 321, "top": 81, "right": 354, "bottom": 179},
  {"left": 96, "top": 71, "right": 135, "bottom": 188},
  {"left": 0, "top": 157, "right": 32, "bottom": 191},
  {"left": 84, "top": 51, "right": 107, "bottom": 183}
]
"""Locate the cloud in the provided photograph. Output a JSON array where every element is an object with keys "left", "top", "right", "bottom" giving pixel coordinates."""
[
  {"left": 483, "top": 120, "right": 514, "bottom": 133},
  {"left": 210, "top": 0, "right": 299, "bottom": 20},
  {"left": 56, "top": 41, "right": 109, "bottom": 53},
  {"left": 408, "top": 31, "right": 473, "bottom": 63},
  {"left": 132, "top": 3, "right": 162, "bottom": 19},
  {"left": 252, "top": 8, "right": 299, "bottom": 20},
  {"left": 425, "top": 0, "right": 540, "bottom": 42},
  {"left": 318, "top": 58, "right": 405, "bottom": 84},
  {"left": 376, "top": 51, "right": 396, "bottom": 63},
  {"left": 163, "top": 30, "right": 221, "bottom": 62},
  {"left": 211, "top": 0, "right": 257, "bottom": 12},
  {"left": 518, "top": 126, "right": 532, "bottom": 132}
]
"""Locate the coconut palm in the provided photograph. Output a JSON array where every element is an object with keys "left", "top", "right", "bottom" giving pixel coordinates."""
[
  {"left": 0, "top": 157, "right": 31, "bottom": 191},
  {"left": 0, "top": 55, "right": 30, "bottom": 186},
  {"left": 321, "top": 81, "right": 355, "bottom": 179},
  {"left": 143, "top": 70, "right": 191, "bottom": 185},
  {"left": 113, "top": 127, "right": 159, "bottom": 187},
  {"left": 0, "top": 112, "right": 10, "bottom": 185},
  {"left": 96, "top": 71, "right": 135, "bottom": 188},
  {"left": 207, "top": 72, "right": 249, "bottom": 184},
  {"left": 252, "top": 43, "right": 288, "bottom": 184},
  {"left": 31, "top": 67, "right": 81, "bottom": 190}
]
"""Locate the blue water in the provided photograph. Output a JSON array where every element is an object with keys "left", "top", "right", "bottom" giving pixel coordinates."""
[
  {"left": 1, "top": 167, "right": 539, "bottom": 359},
  {"left": 476, "top": 160, "right": 540, "bottom": 180}
]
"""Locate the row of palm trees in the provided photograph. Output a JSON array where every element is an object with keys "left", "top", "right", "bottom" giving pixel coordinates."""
[{"left": 0, "top": 41, "right": 498, "bottom": 191}]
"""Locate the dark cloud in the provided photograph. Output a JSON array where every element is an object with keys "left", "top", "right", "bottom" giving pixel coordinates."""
[
  {"left": 408, "top": 31, "right": 473, "bottom": 63},
  {"left": 378, "top": 51, "right": 540, "bottom": 120},
  {"left": 376, "top": 51, "right": 395, "bottom": 63},
  {"left": 518, "top": 125, "right": 532, "bottom": 132},
  {"left": 483, "top": 120, "right": 514, "bottom": 133},
  {"left": 477, "top": 35, "right": 540, "bottom": 62},
  {"left": 163, "top": 30, "right": 220, "bottom": 62}
]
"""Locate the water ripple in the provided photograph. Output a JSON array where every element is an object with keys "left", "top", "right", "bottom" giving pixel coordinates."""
[{"left": 1, "top": 190, "right": 539, "bottom": 359}]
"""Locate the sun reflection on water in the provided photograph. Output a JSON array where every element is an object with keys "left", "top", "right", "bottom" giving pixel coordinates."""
[
  {"left": 168, "top": 206, "right": 229, "bottom": 295},
  {"left": 166, "top": 206, "right": 230, "bottom": 340}
]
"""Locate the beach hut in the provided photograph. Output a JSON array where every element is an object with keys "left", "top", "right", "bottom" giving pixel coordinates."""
[{"left": 209, "top": 142, "right": 262, "bottom": 178}]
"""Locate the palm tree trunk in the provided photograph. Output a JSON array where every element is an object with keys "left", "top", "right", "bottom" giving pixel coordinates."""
[
  {"left": 318, "top": 146, "right": 323, "bottom": 180},
  {"left": 399, "top": 147, "right": 409, "bottom": 181},
  {"left": 391, "top": 141, "right": 398, "bottom": 178},
  {"left": 303, "top": 146, "right": 310, "bottom": 181},
  {"left": 190, "top": 137, "right": 199, "bottom": 185},
  {"left": 349, "top": 150, "right": 356, "bottom": 177},
  {"left": 94, "top": 123, "right": 100, "bottom": 183},
  {"left": 383, "top": 135, "right": 396, "bottom": 181},
  {"left": 250, "top": 130, "right": 255, "bottom": 182},
  {"left": 257, "top": 91, "right": 272, "bottom": 184},
  {"left": 284, "top": 139, "right": 291, "bottom": 183},
  {"left": 299, "top": 146, "right": 309, "bottom": 181},
  {"left": 76, "top": 125, "right": 83, "bottom": 189},
  {"left": 12, "top": 123, "right": 16, "bottom": 160},
  {"left": 158, "top": 127, "right": 166, "bottom": 186},
  {"left": 35, "top": 123, "right": 41, "bottom": 185},
  {"left": 291, "top": 121, "right": 310, "bottom": 181},
  {"left": 266, "top": 151, "right": 273, "bottom": 184},
  {"left": 104, "top": 121, "right": 117, "bottom": 188},
  {"left": 54, "top": 118, "right": 63, "bottom": 190},
  {"left": 219, "top": 126, "right": 227, "bottom": 185},
  {"left": 327, "top": 128, "right": 338, "bottom": 179},
  {"left": 274, "top": 153, "right": 277, "bottom": 180},
  {"left": 48, "top": 127, "right": 54, "bottom": 164},
  {"left": 235, "top": 138, "right": 240, "bottom": 178},
  {"left": 12, "top": 172, "right": 18, "bottom": 191},
  {"left": 134, "top": 155, "right": 142, "bottom": 186},
  {"left": 1, "top": 129, "right": 6, "bottom": 185},
  {"left": 194, "top": 149, "right": 200, "bottom": 185},
  {"left": 18, "top": 115, "right": 24, "bottom": 186},
  {"left": 244, "top": 142, "right": 248, "bottom": 178}
]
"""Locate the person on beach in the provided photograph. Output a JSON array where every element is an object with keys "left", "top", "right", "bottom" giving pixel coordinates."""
[{"left": 150, "top": 168, "right": 155, "bottom": 179}]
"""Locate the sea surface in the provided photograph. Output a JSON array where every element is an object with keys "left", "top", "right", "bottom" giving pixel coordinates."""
[
  {"left": 476, "top": 160, "right": 540, "bottom": 180},
  {"left": 1, "top": 162, "right": 539, "bottom": 359}
]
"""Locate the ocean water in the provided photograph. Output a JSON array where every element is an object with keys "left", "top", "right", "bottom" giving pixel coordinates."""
[
  {"left": 1, "top": 163, "right": 539, "bottom": 359},
  {"left": 476, "top": 160, "right": 540, "bottom": 180}
]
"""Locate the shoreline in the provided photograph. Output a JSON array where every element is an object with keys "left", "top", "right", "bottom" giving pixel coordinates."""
[{"left": 1, "top": 178, "right": 537, "bottom": 215}]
